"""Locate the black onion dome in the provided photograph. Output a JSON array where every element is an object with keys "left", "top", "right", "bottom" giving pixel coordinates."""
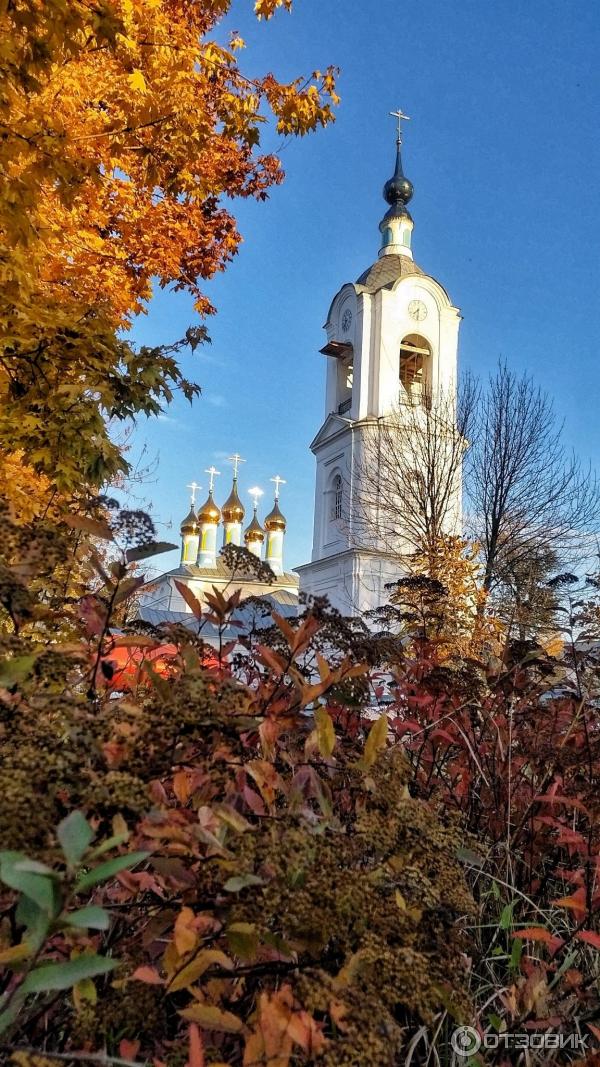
[
  {"left": 264, "top": 499, "right": 286, "bottom": 531},
  {"left": 382, "top": 143, "right": 413, "bottom": 219},
  {"left": 180, "top": 505, "right": 198, "bottom": 534},
  {"left": 221, "top": 478, "right": 245, "bottom": 523}
]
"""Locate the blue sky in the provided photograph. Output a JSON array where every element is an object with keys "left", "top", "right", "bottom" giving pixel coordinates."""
[{"left": 128, "top": 0, "right": 600, "bottom": 574}]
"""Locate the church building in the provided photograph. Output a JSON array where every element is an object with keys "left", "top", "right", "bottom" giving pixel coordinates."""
[
  {"left": 296, "top": 112, "right": 462, "bottom": 616},
  {"left": 137, "top": 459, "right": 299, "bottom": 630},
  {"left": 139, "top": 114, "right": 462, "bottom": 630}
]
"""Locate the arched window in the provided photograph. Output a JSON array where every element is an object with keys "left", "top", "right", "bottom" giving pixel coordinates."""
[
  {"left": 328, "top": 473, "right": 343, "bottom": 525},
  {"left": 337, "top": 357, "right": 353, "bottom": 414},
  {"left": 383, "top": 226, "right": 393, "bottom": 247},
  {"left": 399, "top": 334, "right": 432, "bottom": 408}
]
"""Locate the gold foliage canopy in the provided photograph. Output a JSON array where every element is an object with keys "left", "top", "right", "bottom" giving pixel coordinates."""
[{"left": 0, "top": 0, "right": 338, "bottom": 507}]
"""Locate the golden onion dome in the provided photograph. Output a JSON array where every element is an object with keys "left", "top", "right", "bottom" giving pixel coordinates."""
[
  {"left": 244, "top": 511, "right": 265, "bottom": 544},
  {"left": 197, "top": 489, "right": 221, "bottom": 525},
  {"left": 264, "top": 499, "right": 287, "bottom": 531},
  {"left": 180, "top": 504, "right": 198, "bottom": 535},
  {"left": 221, "top": 478, "right": 245, "bottom": 523}
]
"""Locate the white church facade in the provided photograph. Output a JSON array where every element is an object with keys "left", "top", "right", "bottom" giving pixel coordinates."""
[
  {"left": 296, "top": 113, "right": 462, "bottom": 616},
  {"left": 139, "top": 115, "right": 462, "bottom": 630}
]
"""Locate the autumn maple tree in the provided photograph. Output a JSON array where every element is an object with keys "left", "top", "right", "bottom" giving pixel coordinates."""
[{"left": 0, "top": 0, "right": 338, "bottom": 510}]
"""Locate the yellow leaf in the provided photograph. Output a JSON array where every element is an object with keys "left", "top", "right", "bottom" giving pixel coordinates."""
[
  {"left": 395, "top": 889, "right": 407, "bottom": 910},
  {"left": 0, "top": 941, "right": 32, "bottom": 965},
  {"left": 314, "top": 707, "right": 335, "bottom": 758},
  {"left": 128, "top": 69, "right": 146, "bottom": 92},
  {"left": 361, "top": 714, "right": 388, "bottom": 770},
  {"left": 168, "top": 950, "right": 233, "bottom": 993},
  {"left": 72, "top": 977, "right": 97, "bottom": 1011},
  {"left": 179, "top": 1002, "right": 243, "bottom": 1033},
  {"left": 174, "top": 907, "right": 197, "bottom": 956}
]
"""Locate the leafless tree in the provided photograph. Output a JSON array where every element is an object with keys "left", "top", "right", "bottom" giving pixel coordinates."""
[
  {"left": 351, "top": 376, "right": 479, "bottom": 570},
  {"left": 466, "top": 362, "right": 600, "bottom": 595}
]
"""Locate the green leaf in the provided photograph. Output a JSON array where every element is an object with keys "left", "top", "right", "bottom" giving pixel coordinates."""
[
  {"left": 126, "top": 541, "right": 177, "bottom": 563},
  {"left": 314, "top": 707, "right": 336, "bottom": 758},
  {"left": 0, "top": 655, "right": 38, "bottom": 687},
  {"left": 223, "top": 873, "right": 264, "bottom": 893},
  {"left": 14, "top": 859, "right": 59, "bottom": 878},
  {"left": 488, "top": 1013, "right": 504, "bottom": 1032},
  {"left": 15, "top": 895, "right": 50, "bottom": 952},
  {"left": 22, "top": 954, "right": 118, "bottom": 993},
  {"left": 0, "top": 993, "right": 26, "bottom": 1036},
  {"left": 87, "top": 832, "right": 129, "bottom": 859},
  {"left": 0, "top": 852, "right": 60, "bottom": 915},
  {"left": 57, "top": 811, "right": 94, "bottom": 867},
  {"left": 456, "top": 846, "right": 485, "bottom": 869},
  {"left": 510, "top": 935, "right": 523, "bottom": 973},
  {"left": 500, "top": 902, "right": 515, "bottom": 930},
  {"left": 75, "top": 851, "right": 149, "bottom": 892},
  {"left": 226, "top": 921, "right": 258, "bottom": 961},
  {"left": 62, "top": 906, "right": 110, "bottom": 931}
]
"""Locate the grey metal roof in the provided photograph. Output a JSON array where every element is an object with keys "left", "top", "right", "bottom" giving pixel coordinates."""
[
  {"left": 356, "top": 254, "right": 425, "bottom": 292},
  {"left": 167, "top": 561, "right": 298, "bottom": 586},
  {"left": 139, "top": 590, "right": 298, "bottom": 641}
]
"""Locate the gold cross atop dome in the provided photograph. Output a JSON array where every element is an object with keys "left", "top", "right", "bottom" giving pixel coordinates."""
[
  {"left": 390, "top": 107, "right": 410, "bottom": 144},
  {"left": 227, "top": 453, "right": 246, "bottom": 479},
  {"left": 270, "top": 475, "right": 286, "bottom": 499},
  {"left": 186, "top": 481, "right": 201, "bottom": 505},
  {"left": 204, "top": 466, "right": 221, "bottom": 491}
]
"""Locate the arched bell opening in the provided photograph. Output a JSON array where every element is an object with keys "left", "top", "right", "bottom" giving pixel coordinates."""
[{"left": 399, "top": 334, "right": 432, "bottom": 409}]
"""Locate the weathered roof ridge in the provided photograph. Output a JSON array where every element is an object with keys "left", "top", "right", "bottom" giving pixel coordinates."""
[{"left": 356, "top": 253, "right": 425, "bottom": 292}]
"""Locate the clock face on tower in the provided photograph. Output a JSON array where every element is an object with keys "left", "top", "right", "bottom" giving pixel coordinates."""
[
  {"left": 341, "top": 309, "right": 352, "bottom": 333},
  {"left": 408, "top": 299, "right": 428, "bottom": 322}
]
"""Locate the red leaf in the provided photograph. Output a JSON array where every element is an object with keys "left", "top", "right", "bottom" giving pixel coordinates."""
[
  {"left": 512, "top": 927, "right": 554, "bottom": 943},
  {"left": 575, "top": 929, "right": 600, "bottom": 950},
  {"left": 552, "top": 891, "right": 587, "bottom": 914},
  {"left": 119, "top": 1039, "right": 140, "bottom": 1061},
  {"left": 187, "top": 1023, "right": 205, "bottom": 1067},
  {"left": 174, "top": 580, "right": 203, "bottom": 620},
  {"left": 132, "top": 965, "right": 163, "bottom": 984},
  {"left": 537, "top": 794, "right": 591, "bottom": 817}
]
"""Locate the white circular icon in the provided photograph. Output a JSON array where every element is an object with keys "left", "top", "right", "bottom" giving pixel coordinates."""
[{"left": 451, "top": 1026, "right": 481, "bottom": 1057}]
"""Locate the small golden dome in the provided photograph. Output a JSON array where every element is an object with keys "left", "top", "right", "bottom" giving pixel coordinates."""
[
  {"left": 244, "top": 511, "right": 265, "bottom": 544},
  {"left": 197, "top": 489, "right": 221, "bottom": 525},
  {"left": 180, "top": 505, "right": 198, "bottom": 535},
  {"left": 264, "top": 499, "right": 287, "bottom": 531},
  {"left": 221, "top": 478, "right": 245, "bottom": 523}
]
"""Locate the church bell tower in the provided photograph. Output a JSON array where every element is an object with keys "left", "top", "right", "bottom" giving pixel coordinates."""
[{"left": 296, "top": 112, "right": 462, "bottom": 617}]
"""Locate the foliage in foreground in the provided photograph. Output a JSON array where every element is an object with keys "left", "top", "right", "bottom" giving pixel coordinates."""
[{"left": 0, "top": 506, "right": 474, "bottom": 1066}]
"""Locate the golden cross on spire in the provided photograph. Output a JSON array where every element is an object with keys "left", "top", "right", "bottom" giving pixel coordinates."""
[
  {"left": 270, "top": 475, "right": 286, "bottom": 499},
  {"left": 390, "top": 107, "right": 410, "bottom": 143},
  {"left": 204, "top": 466, "right": 221, "bottom": 491},
  {"left": 227, "top": 453, "right": 246, "bottom": 479},
  {"left": 186, "top": 481, "right": 201, "bottom": 505}
]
